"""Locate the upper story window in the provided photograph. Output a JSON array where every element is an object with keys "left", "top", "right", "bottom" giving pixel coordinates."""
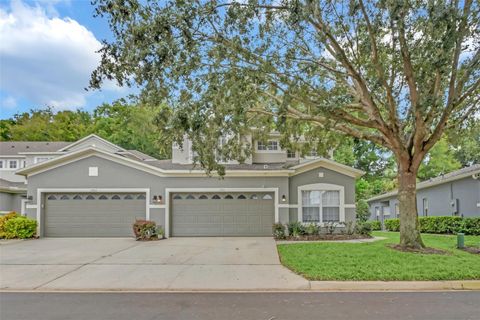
[
  {"left": 8, "top": 160, "right": 17, "bottom": 169},
  {"left": 34, "top": 156, "right": 53, "bottom": 164},
  {"left": 287, "top": 150, "right": 296, "bottom": 158},
  {"left": 257, "top": 140, "right": 278, "bottom": 151},
  {"left": 0, "top": 160, "right": 3, "bottom": 169}
]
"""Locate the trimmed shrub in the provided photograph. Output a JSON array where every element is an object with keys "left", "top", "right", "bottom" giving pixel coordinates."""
[
  {"left": 0, "top": 212, "right": 21, "bottom": 238},
  {"left": 371, "top": 220, "right": 382, "bottom": 231},
  {"left": 355, "top": 221, "right": 372, "bottom": 236},
  {"left": 459, "top": 218, "right": 480, "bottom": 235},
  {"left": 384, "top": 218, "right": 400, "bottom": 232},
  {"left": 132, "top": 220, "right": 163, "bottom": 240},
  {"left": 287, "top": 221, "right": 305, "bottom": 238},
  {"left": 2, "top": 216, "right": 37, "bottom": 239},
  {"left": 272, "top": 223, "right": 286, "bottom": 239},
  {"left": 305, "top": 223, "right": 320, "bottom": 235},
  {"left": 0, "top": 212, "right": 19, "bottom": 237},
  {"left": 419, "top": 216, "right": 463, "bottom": 234},
  {"left": 383, "top": 216, "right": 480, "bottom": 235}
]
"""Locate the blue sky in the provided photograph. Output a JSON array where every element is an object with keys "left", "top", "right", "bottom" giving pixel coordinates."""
[{"left": 0, "top": 0, "right": 134, "bottom": 119}]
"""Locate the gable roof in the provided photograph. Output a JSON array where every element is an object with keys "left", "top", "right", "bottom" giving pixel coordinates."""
[
  {"left": 15, "top": 146, "right": 364, "bottom": 178},
  {"left": 57, "top": 134, "right": 125, "bottom": 152},
  {"left": 0, "top": 141, "right": 70, "bottom": 156},
  {"left": 368, "top": 164, "right": 480, "bottom": 202}
]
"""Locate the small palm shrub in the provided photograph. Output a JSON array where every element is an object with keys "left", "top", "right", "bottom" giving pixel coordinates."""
[{"left": 272, "top": 223, "right": 286, "bottom": 239}]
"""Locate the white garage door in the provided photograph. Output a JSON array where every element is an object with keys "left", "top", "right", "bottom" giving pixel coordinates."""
[
  {"left": 44, "top": 193, "right": 146, "bottom": 237},
  {"left": 172, "top": 192, "right": 275, "bottom": 236}
]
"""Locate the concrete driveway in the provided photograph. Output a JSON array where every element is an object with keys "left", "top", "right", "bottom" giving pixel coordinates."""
[{"left": 0, "top": 238, "right": 308, "bottom": 291}]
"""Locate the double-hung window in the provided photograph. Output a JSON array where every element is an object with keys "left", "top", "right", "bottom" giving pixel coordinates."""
[
  {"left": 257, "top": 140, "right": 278, "bottom": 151},
  {"left": 8, "top": 160, "right": 17, "bottom": 169},
  {"left": 302, "top": 190, "right": 340, "bottom": 223}
]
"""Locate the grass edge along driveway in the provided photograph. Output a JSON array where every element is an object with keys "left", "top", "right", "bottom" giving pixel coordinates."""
[{"left": 277, "top": 232, "right": 480, "bottom": 281}]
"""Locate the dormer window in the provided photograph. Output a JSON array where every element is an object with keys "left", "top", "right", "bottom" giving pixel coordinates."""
[{"left": 257, "top": 140, "right": 278, "bottom": 151}]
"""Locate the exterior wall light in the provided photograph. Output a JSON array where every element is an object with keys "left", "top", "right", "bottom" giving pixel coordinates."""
[
  {"left": 153, "top": 195, "right": 163, "bottom": 204},
  {"left": 281, "top": 195, "right": 286, "bottom": 202}
]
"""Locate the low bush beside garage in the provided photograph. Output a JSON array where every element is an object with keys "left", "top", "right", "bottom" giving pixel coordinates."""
[
  {"left": 384, "top": 216, "right": 480, "bottom": 235},
  {"left": 0, "top": 212, "right": 37, "bottom": 239},
  {"left": 132, "top": 219, "right": 164, "bottom": 240}
]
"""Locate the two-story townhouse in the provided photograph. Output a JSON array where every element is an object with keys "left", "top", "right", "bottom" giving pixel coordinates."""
[
  {"left": 0, "top": 141, "right": 70, "bottom": 214},
  {"left": 9, "top": 134, "right": 363, "bottom": 238}
]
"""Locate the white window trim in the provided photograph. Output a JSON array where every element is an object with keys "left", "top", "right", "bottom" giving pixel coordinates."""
[
  {"left": 165, "top": 187, "right": 279, "bottom": 238},
  {"left": 0, "top": 159, "right": 20, "bottom": 170},
  {"left": 298, "top": 183, "right": 345, "bottom": 224},
  {"left": 255, "top": 140, "right": 283, "bottom": 153},
  {"left": 34, "top": 156, "right": 54, "bottom": 164}
]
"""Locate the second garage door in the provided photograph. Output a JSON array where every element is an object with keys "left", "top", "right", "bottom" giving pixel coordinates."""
[
  {"left": 172, "top": 192, "right": 274, "bottom": 236},
  {"left": 44, "top": 193, "right": 146, "bottom": 237}
]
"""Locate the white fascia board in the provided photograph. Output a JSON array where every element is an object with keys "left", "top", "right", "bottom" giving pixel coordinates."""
[
  {"left": 290, "top": 158, "right": 365, "bottom": 178},
  {"left": 57, "top": 134, "right": 125, "bottom": 152},
  {"left": 16, "top": 146, "right": 295, "bottom": 178},
  {"left": 17, "top": 152, "right": 65, "bottom": 155}
]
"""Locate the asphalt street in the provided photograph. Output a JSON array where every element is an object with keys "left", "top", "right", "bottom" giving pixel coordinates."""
[{"left": 1, "top": 292, "right": 479, "bottom": 320}]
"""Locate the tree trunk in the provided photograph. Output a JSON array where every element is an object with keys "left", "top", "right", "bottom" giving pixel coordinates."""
[{"left": 398, "top": 164, "right": 425, "bottom": 249}]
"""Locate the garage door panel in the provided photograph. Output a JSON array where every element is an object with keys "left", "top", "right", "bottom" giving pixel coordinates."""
[
  {"left": 45, "top": 193, "right": 146, "bottom": 237},
  {"left": 172, "top": 192, "right": 274, "bottom": 236}
]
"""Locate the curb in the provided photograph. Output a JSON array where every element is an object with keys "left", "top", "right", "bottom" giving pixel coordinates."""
[
  {"left": 309, "top": 280, "right": 480, "bottom": 291},
  {"left": 1, "top": 281, "right": 479, "bottom": 293}
]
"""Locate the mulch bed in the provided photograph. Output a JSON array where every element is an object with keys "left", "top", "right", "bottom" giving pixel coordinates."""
[
  {"left": 461, "top": 246, "right": 480, "bottom": 254},
  {"left": 279, "top": 234, "right": 372, "bottom": 241},
  {"left": 387, "top": 244, "right": 450, "bottom": 255}
]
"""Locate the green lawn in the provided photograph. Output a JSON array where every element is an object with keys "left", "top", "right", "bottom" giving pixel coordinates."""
[{"left": 277, "top": 232, "right": 480, "bottom": 281}]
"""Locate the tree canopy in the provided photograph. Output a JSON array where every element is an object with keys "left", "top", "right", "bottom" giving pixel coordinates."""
[
  {"left": 0, "top": 102, "right": 171, "bottom": 159},
  {"left": 89, "top": 0, "right": 479, "bottom": 248}
]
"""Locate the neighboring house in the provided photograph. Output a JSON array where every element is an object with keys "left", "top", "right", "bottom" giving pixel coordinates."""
[
  {"left": 0, "top": 141, "right": 70, "bottom": 215},
  {"left": 6, "top": 134, "right": 363, "bottom": 238},
  {"left": 368, "top": 164, "right": 480, "bottom": 225}
]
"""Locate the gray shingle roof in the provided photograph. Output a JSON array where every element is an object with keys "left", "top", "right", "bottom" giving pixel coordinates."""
[
  {"left": 0, "top": 141, "right": 70, "bottom": 155},
  {"left": 145, "top": 159, "right": 294, "bottom": 171},
  {"left": 0, "top": 178, "right": 27, "bottom": 193},
  {"left": 368, "top": 164, "right": 480, "bottom": 202}
]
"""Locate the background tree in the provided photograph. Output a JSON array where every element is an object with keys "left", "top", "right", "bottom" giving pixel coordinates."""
[
  {"left": 89, "top": 0, "right": 479, "bottom": 249},
  {"left": 0, "top": 102, "right": 172, "bottom": 159},
  {"left": 0, "top": 108, "right": 92, "bottom": 141},
  {"left": 418, "top": 137, "right": 461, "bottom": 180}
]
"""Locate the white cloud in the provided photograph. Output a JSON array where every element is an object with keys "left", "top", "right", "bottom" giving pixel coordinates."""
[
  {"left": 0, "top": 0, "right": 119, "bottom": 109},
  {"left": 1, "top": 96, "right": 17, "bottom": 108}
]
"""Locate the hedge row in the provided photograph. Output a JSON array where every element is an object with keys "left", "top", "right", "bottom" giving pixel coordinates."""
[{"left": 384, "top": 216, "right": 480, "bottom": 235}]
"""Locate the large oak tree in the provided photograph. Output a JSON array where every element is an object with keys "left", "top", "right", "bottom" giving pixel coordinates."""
[{"left": 90, "top": 0, "right": 479, "bottom": 249}]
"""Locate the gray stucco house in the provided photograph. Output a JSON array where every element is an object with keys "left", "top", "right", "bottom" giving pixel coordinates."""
[
  {"left": 1, "top": 134, "right": 363, "bottom": 237},
  {"left": 368, "top": 164, "right": 480, "bottom": 224}
]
